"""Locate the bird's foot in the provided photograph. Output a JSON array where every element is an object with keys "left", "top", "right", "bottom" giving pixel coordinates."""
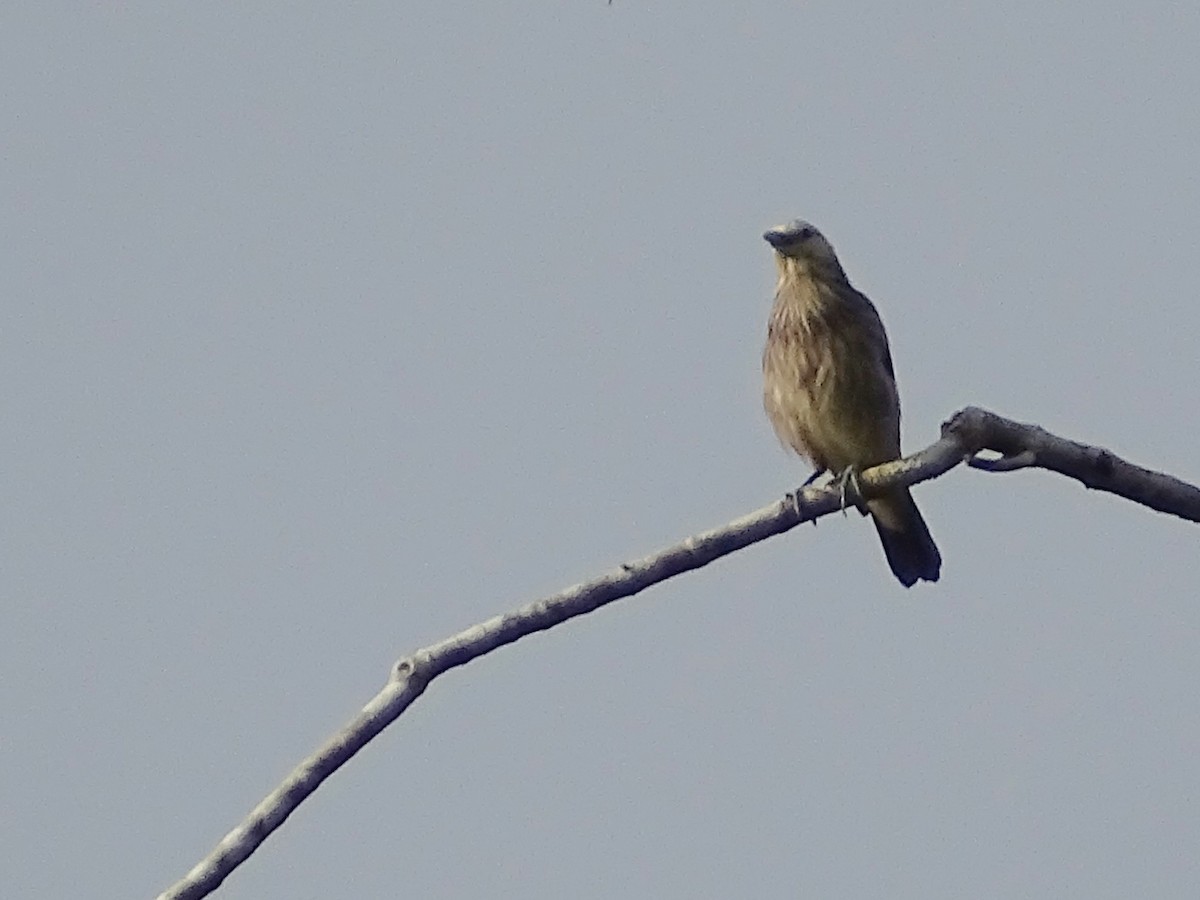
[
  {"left": 787, "top": 469, "right": 828, "bottom": 526},
  {"left": 834, "top": 466, "right": 867, "bottom": 517},
  {"left": 785, "top": 489, "right": 816, "bottom": 526},
  {"left": 785, "top": 488, "right": 802, "bottom": 518}
]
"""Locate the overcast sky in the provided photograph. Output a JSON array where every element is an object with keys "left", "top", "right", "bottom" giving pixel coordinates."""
[{"left": 4, "top": 3, "right": 1198, "bottom": 898}]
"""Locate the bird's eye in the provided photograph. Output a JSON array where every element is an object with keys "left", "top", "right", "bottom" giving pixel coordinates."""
[{"left": 797, "top": 227, "right": 814, "bottom": 241}]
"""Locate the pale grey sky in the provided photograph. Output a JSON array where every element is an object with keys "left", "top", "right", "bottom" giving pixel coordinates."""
[{"left": 3, "top": 3, "right": 1198, "bottom": 898}]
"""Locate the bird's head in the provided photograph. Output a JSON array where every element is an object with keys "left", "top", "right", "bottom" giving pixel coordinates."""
[{"left": 762, "top": 219, "right": 841, "bottom": 266}]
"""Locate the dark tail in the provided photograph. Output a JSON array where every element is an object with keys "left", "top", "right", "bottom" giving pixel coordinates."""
[{"left": 868, "top": 489, "right": 941, "bottom": 587}]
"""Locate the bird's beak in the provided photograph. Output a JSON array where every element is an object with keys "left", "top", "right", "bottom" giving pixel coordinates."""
[{"left": 763, "top": 228, "right": 788, "bottom": 249}]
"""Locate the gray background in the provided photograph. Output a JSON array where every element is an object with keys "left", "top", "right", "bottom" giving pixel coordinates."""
[{"left": 4, "top": 2, "right": 1198, "bottom": 898}]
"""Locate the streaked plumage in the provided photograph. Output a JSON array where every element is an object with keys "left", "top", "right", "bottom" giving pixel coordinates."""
[{"left": 762, "top": 219, "right": 941, "bottom": 587}]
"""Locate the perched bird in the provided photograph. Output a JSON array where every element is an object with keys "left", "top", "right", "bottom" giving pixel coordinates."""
[{"left": 761, "top": 219, "right": 941, "bottom": 586}]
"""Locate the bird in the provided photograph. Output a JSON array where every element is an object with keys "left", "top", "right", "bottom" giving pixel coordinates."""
[{"left": 761, "top": 219, "right": 941, "bottom": 587}]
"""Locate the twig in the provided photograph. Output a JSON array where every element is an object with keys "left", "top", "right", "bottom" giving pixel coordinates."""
[{"left": 946, "top": 406, "right": 1200, "bottom": 519}]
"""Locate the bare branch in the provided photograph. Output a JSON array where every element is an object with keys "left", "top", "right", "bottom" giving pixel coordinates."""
[
  {"left": 158, "top": 406, "right": 1198, "bottom": 899},
  {"left": 945, "top": 406, "right": 1200, "bottom": 520}
]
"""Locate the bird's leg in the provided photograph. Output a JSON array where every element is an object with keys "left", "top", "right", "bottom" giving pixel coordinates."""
[{"left": 802, "top": 467, "right": 827, "bottom": 487}]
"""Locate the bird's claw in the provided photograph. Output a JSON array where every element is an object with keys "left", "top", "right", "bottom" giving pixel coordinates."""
[
  {"left": 785, "top": 488, "right": 802, "bottom": 518},
  {"left": 835, "top": 466, "right": 865, "bottom": 517},
  {"left": 786, "top": 480, "right": 821, "bottom": 527}
]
